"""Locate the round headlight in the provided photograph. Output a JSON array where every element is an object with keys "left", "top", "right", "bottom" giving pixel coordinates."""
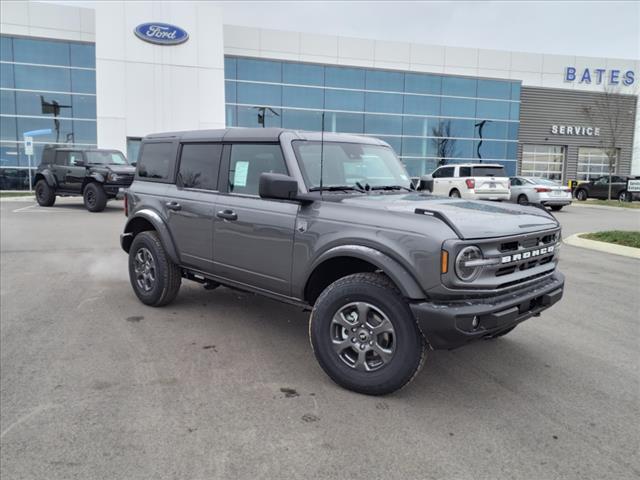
[{"left": 455, "top": 246, "right": 483, "bottom": 282}]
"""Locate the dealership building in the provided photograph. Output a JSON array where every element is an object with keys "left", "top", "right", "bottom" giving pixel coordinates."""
[{"left": 1, "top": 1, "right": 638, "bottom": 189}]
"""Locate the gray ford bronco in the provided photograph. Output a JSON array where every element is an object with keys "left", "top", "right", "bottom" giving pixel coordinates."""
[{"left": 121, "top": 128, "right": 564, "bottom": 395}]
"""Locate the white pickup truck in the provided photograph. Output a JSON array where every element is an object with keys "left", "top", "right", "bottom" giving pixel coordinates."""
[{"left": 420, "top": 163, "right": 511, "bottom": 200}]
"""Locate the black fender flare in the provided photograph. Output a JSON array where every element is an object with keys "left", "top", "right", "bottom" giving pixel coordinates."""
[
  {"left": 121, "top": 209, "right": 180, "bottom": 264},
  {"left": 307, "top": 245, "right": 425, "bottom": 300},
  {"left": 84, "top": 172, "right": 106, "bottom": 190},
  {"left": 34, "top": 170, "right": 57, "bottom": 188}
]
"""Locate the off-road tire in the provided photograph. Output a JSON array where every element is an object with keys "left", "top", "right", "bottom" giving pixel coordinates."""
[
  {"left": 517, "top": 194, "right": 528, "bottom": 205},
  {"left": 83, "top": 182, "right": 107, "bottom": 212},
  {"left": 550, "top": 205, "right": 563, "bottom": 211},
  {"left": 449, "top": 189, "right": 461, "bottom": 198},
  {"left": 128, "top": 231, "right": 181, "bottom": 307},
  {"left": 575, "top": 189, "right": 588, "bottom": 201},
  {"left": 35, "top": 179, "right": 55, "bottom": 207},
  {"left": 309, "top": 272, "right": 426, "bottom": 395}
]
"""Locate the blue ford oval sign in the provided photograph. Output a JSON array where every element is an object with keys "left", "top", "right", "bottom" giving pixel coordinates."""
[{"left": 134, "top": 22, "right": 189, "bottom": 46}]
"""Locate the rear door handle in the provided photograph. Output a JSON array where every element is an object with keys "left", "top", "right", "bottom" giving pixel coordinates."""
[
  {"left": 165, "top": 201, "right": 182, "bottom": 211},
  {"left": 216, "top": 209, "right": 237, "bottom": 221}
]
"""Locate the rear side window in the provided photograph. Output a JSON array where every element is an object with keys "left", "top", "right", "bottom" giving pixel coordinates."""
[
  {"left": 472, "top": 166, "right": 506, "bottom": 177},
  {"left": 137, "top": 142, "right": 174, "bottom": 180},
  {"left": 177, "top": 143, "right": 222, "bottom": 190},
  {"left": 227, "top": 144, "right": 287, "bottom": 195},
  {"left": 459, "top": 167, "right": 471, "bottom": 177}
]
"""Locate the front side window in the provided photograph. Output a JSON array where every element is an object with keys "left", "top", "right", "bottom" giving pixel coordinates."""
[
  {"left": 137, "top": 142, "right": 173, "bottom": 180},
  {"left": 292, "top": 141, "right": 411, "bottom": 190},
  {"left": 177, "top": 143, "right": 222, "bottom": 190},
  {"left": 85, "top": 151, "right": 127, "bottom": 165},
  {"left": 68, "top": 152, "right": 83, "bottom": 166},
  {"left": 228, "top": 144, "right": 287, "bottom": 195}
]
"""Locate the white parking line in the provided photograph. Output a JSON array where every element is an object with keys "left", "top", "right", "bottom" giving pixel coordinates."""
[{"left": 12, "top": 204, "right": 37, "bottom": 213}]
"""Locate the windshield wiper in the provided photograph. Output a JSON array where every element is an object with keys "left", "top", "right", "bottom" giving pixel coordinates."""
[
  {"left": 369, "top": 185, "right": 413, "bottom": 192},
  {"left": 309, "top": 185, "right": 365, "bottom": 193}
]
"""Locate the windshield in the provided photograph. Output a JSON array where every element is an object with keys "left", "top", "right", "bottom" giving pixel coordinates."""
[
  {"left": 292, "top": 141, "right": 411, "bottom": 190},
  {"left": 471, "top": 166, "right": 506, "bottom": 177},
  {"left": 85, "top": 151, "right": 128, "bottom": 165}
]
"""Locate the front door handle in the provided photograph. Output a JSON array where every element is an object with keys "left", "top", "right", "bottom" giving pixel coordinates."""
[
  {"left": 165, "top": 201, "right": 182, "bottom": 211},
  {"left": 216, "top": 209, "right": 238, "bottom": 221}
]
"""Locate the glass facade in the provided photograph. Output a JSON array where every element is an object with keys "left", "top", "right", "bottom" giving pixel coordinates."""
[
  {"left": 577, "top": 147, "right": 618, "bottom": 180},
  {"left": 521, "top": 145, "right": 565, "bottom": 181},
  {"left": 1, "top": 35, "right": 96, "bottom": 188},
  {"left": 224, "top": 56, "right": 521, "bottom": 177}
]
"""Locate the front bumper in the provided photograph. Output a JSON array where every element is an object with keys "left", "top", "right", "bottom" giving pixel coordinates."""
[
  {"left": 104, "top": 185, "right": 129, "bottom": 198},
  {"left": 410, "top": 272, "right": 564, "bottom": 350}
]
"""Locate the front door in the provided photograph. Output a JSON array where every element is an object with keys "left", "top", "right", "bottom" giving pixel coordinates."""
[
  {"left": 64, "top": 151, "right": 86, "bottom": 191},
  {"left": 164, "top": 143, "right": 222, "bottom": 273},
  {"left": 591, "top": 177, "right": 609, "bottom": 198},
  {"left": 213, "top": 143, "right": 297, "bottom": 296}
]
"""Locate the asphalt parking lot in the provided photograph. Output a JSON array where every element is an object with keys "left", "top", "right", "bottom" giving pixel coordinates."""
[{"left": 1, "top": 198, "right": 639, "bottom": 480}]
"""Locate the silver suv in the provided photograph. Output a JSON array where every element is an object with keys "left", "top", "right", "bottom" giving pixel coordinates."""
[{"left": 121, "top": 128, "right": 565, "bottom": 395}]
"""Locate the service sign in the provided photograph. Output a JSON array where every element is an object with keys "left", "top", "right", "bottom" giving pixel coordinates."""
[{"left": 134, "top": 22, "right": 189, "bottom": 45}]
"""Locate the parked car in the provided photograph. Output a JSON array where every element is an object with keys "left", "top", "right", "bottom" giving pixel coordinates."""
[
  {"left": 34, "top": 146, "right": 135, "bottom": 212},
  {"left": 419, "top": 163, "right": 510, "bottom": 201},
  {"left": 573, "top": 175, "right": 639, "bottom": 202},
  {"left": 121, "top": 128, "right": 564, "bottom": 395},
  {"left": 509, "top": 177, "right": 572, "bottom": 211}
]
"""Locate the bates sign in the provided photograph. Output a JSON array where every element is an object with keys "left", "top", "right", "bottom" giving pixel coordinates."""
[{"left": 134, "top": 23, "right": 189, "bottom": 45}]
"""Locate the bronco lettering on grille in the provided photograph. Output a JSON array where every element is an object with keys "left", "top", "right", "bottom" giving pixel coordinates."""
[{"left": 501, "top": 245, "right": 555, "bottom": 264}]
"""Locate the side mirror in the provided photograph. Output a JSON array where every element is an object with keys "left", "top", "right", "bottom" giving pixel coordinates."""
[
  {"left": 259, "top": 173, "right": 299, "bottom": 201},
  {"left": 74, "top": 159, "right": 85, "bottom": 167},
  {"left": 130, "top": 161, "right": 137, "bottom": 167},
  {"left": 419, "top": 175, "right": 434, "bottom": 192}
]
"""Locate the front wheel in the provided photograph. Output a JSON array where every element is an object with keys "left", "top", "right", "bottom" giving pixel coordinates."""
[
  {"left": 83, "top": 182, "right": 107, "bottom": 212},
  {"left": 309, "top": 272, "right": 426, "bottom": 395},
  {"left": 35, "top": 179, "right": 56, "bottom": 206},
  {"left": 128, "top": 231, "right": 182, "bottom": 307}
]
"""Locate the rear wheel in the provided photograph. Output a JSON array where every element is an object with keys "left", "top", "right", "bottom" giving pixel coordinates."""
[
  {"left": 309, "top": 272, "right": 426, "bottom": 395},
  {"left": 550, "top": 205, "right": 563, "bottom": 211},
  {"left": 35, "top": 179, "right": 55, "bottom": 206},
  {"left": 449, "top": 189, "right": 461, "bottom": 198},
  {"left": 128, "top": 231, "right": 181, "bottom": 307},
  {"left": 83, "top": 182, "right": 107, "bottom": 212},
  {"left": 618, "top": 190, "right": 628, "bottom": 202},
  {"left": 576, "top": 189, "right": 588, "bottom": 201},
  {"left": 517, "top": 194, "right": 528, "bottom": 204}
]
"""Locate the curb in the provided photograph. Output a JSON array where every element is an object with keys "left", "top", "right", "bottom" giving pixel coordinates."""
[
  {"left": 570, "top": 202, "right": 639, "bottom": 212},
  {"left": 0, "top": 196, "right": 35, "bottom": 202},
  {"left": 564, "top": 233, "right": 640, "bottom": 259}
]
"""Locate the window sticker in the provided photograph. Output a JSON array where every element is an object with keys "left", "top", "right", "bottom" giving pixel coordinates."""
[{"left": 233, "top": 161, "right": 249, "bottom": 187}]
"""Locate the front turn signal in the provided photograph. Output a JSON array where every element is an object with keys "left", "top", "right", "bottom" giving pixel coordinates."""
[{"left": 441, "top": 250, "right": 449, "bottom": 274}]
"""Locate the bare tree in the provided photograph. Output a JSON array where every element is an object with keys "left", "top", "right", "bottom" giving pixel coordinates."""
[
  {"left": 431, "top": 120, "right": 456, "bottom": 166},
  {"left": 582, "top": 86, "right": 631, "bottom": 200}
]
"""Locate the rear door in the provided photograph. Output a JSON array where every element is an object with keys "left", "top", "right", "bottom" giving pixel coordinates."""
[
  {"left": 165, "top": 142, "right": 222, "bottom": 273},
  {"left": 432, "top": 166, "right": 455, "bottom": 196},
  {"left": 64, "top": 151, "right": 86, "bottom": 191},
  {"left": 471, "top": 165, "right": 509, "bottom": 192},
  {"left": 590, "top": 177, "right": 608, "bottom": 198},
  {"left": 212, "top": 143, "right": 298, "bottom": 296}
]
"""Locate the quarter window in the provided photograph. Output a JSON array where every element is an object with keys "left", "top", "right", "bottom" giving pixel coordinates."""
[
  {"left": 227, "top": 144, "right": 287, "bottom": 196},
  {"left": 177, "top": 143, "right": 222, "bottom": 190}
]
